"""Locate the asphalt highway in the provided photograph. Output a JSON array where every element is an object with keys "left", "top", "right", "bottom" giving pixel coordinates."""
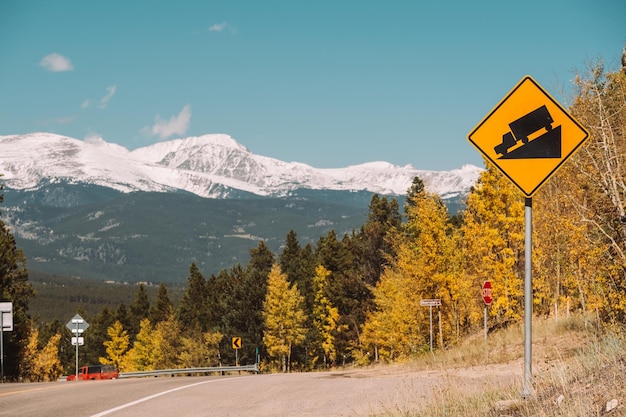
[{"left": 0, "top": 365, "right": 519, "bottom": 417}]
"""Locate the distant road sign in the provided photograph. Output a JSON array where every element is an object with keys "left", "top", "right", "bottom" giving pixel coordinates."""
[
  {"left": 66, "top": 314, "right": 89, "bottom": 334},
  {"left": 232, "top": 337, "right": 242, "bottom": 349},
  {"left": 71, "top": 337, "right": 85, "bottom": 346},
  {"left": 482, "top": 281, "right": 493, "bottom": 306},
  {"left": 420, "top": 299, "right": 441, "bottom": 307},
  {"left": 468, "top": 76, "right": 589, "bottom": 196}
]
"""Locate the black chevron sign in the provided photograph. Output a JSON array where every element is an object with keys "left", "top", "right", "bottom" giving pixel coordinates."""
[{"left": 232, "top": 337, "right": 242, "bottom": 349}]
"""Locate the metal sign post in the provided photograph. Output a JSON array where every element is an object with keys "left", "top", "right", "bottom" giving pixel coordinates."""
[
  {"left": 66, "top": 314, "right": 89, "bottom": 380},
  {"left": 468, "top": 76, "right": 589, "bottom": 397},
  {"left": 420, "top": 299, "right": 441, "bottom": 353},
  {"left": 522, "top": 198, "right": 533, "bottom": 397},
  {"left": 482, "top": 281, "right": 493, "bottom": 342}
]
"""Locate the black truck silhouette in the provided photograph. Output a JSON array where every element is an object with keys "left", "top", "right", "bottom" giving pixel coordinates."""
[{"left": 494, "top": 105, "right": 554, "bottom": 156}]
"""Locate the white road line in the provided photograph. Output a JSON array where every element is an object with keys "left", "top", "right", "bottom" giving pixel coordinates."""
[{"left": 90, "top": 376, "right": 248, "bottom": 417}]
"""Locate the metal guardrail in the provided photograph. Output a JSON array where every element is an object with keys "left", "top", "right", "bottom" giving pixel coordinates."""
[{"left": 118, "top": 364, "right": 259, "bottom": 379}]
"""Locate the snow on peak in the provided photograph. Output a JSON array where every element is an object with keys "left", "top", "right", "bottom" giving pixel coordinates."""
[{"left": 0, "top": 132, "right": 481, "bottom": 198}]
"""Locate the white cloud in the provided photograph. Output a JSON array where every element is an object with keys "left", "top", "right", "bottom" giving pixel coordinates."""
[
  {"left": 81, "top": 99, "right": 90, "bottom": 109},
  {"left": 149, "top": 105, "right": 192, "bottom": 139},
  {"left": 98, "top": 85, "right": 117, "bottom": 109},
  {"left": 39, "top": 53, "right": 74, "bottom": 72},
  {"left": 209, "top": 22, "right": 227, "bottom": 32}
]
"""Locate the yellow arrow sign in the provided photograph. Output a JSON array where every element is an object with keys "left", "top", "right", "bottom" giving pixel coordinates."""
[
  {"left": 468, "top": 76, "right": 589, "bottom": 196},
  {"left": 232, "top": 337, "right": 242, "bottom": 349}
]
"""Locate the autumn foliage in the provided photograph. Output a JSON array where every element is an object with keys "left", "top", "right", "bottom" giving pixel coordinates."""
[{"left": 4, "top": 58, "right": 626, "bottom": 378}]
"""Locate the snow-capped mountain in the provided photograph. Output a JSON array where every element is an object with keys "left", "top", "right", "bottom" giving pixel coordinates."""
[{"left": 0, "top": 133, "right": 481, "bottom": 199}]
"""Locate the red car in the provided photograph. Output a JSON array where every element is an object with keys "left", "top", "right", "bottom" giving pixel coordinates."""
[{"left": 67, "top": 365, "right": 118, "bottom": 381}]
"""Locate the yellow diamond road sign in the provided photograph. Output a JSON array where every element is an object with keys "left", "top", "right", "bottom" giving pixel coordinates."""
[{"left": 468, "top": 76, "right": 589, "bottom": 197}]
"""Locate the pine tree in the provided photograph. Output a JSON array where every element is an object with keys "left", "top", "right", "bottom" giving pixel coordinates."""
[
  {"left": 0, "top": 181, "right": 35, "bottom": 380},
  {"left": 262, "top": 264, "right": 307, "bottom": 372},
  {"left": 177, "top": 263, "right": 209, "bottom": 334},
  {"left": 149, "top": 283, "right": 173, "bottom": 325},
  {"left": 354, "top": 194, "right": 401, "bottom": 287},
  {"left": 129, "top": 283, "right": 150, "bottom": 338}
]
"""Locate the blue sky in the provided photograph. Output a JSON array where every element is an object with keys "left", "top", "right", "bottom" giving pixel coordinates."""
[{"left": 1, "top": 1, "right": 624, "bottom": 170}]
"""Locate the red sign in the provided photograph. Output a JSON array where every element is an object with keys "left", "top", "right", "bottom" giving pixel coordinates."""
[{"left": 482, "top": 281, "right": 493, "bottom": 306}]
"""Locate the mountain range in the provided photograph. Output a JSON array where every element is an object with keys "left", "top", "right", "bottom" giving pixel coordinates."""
[{"left": 0, "top": 133, "right": 481, "bottom": 283}]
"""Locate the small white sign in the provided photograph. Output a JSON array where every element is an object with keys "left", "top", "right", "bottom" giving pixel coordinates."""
[
  {"left": 71, "top": 337, "right": 84, "bottom": 346},
  {"left": 0, "top": 302, "right": 13, "bottom": 331}
]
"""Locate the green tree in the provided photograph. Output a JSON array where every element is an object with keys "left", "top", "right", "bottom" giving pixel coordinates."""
[
  {"left": 278, "top": 231, "right": 317, "bottom": 368},
  {"left": 262, "top": 264, "right": 307, "bottom": 372},
  {"left": 316, "top": 230, "right": 367, "bottom": 361},
  {"left": 149, "top": 283, "right": 173, "bottom": 325},
  {"left": 129, "top": 283, "right": 150, "bottom": 338},
  {"left": 177, "top": 263, "right": 208, "bottom": 334},
  {"left": 354, "top": 194, "right": 401, "bottom": 288},
  {"left": 0, "top": 179, "right": 35, "bottom": 380},
  {"left": 83, "top": 307, "right": 116, "bottom": 371}
]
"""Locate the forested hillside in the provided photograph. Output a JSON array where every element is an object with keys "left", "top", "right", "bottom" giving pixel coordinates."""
[{"left": 1, "top": 60, "right": 625, "bottom": 382}]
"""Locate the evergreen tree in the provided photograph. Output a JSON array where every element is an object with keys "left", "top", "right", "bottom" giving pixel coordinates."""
[
  {"left": 354, "top": 194, "right": 401, "bottom": 287},
  {"left": 278, "top": 230, "right": 316, "bottom": 368},
  {"left": 83, "top": 306, "right": 116, "bottom": 371},
  {"left": 0, "top": 180, "right": 35, "bottom": 380},
  {"left": 316, "top": 230, "right": 367, "bottom": 361},
  {"left": 149, "top": 283, "right": 173, "bottom": 325},
  {"left": 176, "top": 263, "right": 209, "bottom": 334},
  {"left": 129, "top": 283, "right": 150, "bottom": 338},
  {"left": 262, "top": 264, "right": 307, "bottom": 372}
]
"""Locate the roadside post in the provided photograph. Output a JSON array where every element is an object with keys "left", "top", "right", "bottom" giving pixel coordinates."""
[
  {"left": 468, "top": 76, "right": 589, "bottom": 397},
  {"left": 420, "top": 299, "right": 441, "bottom": 353},
  {"left": 0, "top": 302, "right": 13, "bottom": 382},
  {"left": 66, "top": 314, "right": 89, "bottom": 381},
  {"left": 232, "top": 337, "right": 242, "bottom": 366},
  {"left": 482, "top": 281, "right": 493, "bottom": 341}
]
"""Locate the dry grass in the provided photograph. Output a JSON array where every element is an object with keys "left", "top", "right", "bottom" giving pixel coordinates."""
[{"left": 371, "top": 315, "right": 626, "bottom": 416}]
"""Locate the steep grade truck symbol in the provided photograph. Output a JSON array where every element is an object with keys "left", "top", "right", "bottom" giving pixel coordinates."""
[{"left": 494, "top": 105, "right": 554, "bottom": 156}]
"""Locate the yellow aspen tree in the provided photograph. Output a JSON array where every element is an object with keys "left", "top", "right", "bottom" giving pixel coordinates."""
[
  {"left": 461, "top": 161, "right": 525, "bottom": 326},
  {"left": 566, "top": 63, "right": 626, "bottom": 322},
  {"left": 262, "top": 263, "right": 307, "bottom": 372},
  {"left": 178, "top": 331, "right": 223, "bottom": 368},
  {"left": 123, "top": 318, "right": 156, "bottom": 371},
  {"left": 22, "top": 328, "right": 39, "bottom": 381},
  {"left": 361, "top": 267, "right": 419, "bottom": 361},
  {"left": 100, "top": 320, "right": 129, "bottom": 371},
  {"left": 32, "top": 334, "right": 63, "bottom": 382},
  {"left": 153, "top": 312, "right": 183, "bottom": 370},
  {"left": 311, "top": 264, "right": 340, "bottom": 368},
  {"left": 362, "top": 189, "right": 458, "bottom": 360}
]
